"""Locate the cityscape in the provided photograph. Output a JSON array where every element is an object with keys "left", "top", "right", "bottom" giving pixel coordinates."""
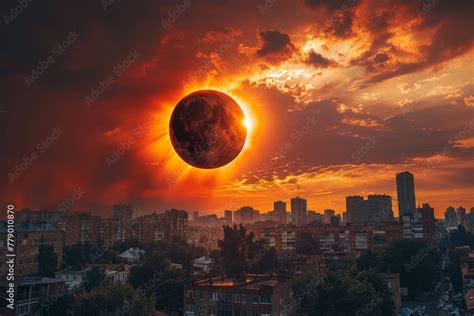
[
  {"left": 1, "top": 0, "right": 473, "bottom": 315},
  {"left": 1, "top": 171, "right": 474, "bottom": 315}
]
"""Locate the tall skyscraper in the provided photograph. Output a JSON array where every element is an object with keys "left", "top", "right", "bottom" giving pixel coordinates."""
[
  {"left": 445, "top": 207, "right": 457, "bottom": 229},
  {"left": 291, "top": 197, "right": 307, "bottom": 225},
  {"left": 273, "top": 201, "right": 287, "bottom": 224},
  {"left": 457, "top": 207, "right": 467, "bottom": 228},
  {"left": 396, "top": 172, "right": 416, "bottom": 220}
]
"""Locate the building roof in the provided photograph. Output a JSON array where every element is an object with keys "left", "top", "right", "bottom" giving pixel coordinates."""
[{"left": 191, "top": 274, "right": 291, "bottom": 289}]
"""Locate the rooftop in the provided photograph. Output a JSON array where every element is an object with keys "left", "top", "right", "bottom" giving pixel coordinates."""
[{"left": 192, "top": 274, "right": 291, "bottom": 289}]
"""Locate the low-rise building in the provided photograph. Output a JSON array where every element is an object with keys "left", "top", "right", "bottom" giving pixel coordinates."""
[{"left": 184, "top": 274, "right": 298, "bottom": 315}]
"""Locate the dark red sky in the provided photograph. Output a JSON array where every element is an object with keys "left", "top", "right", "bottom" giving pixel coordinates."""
[{"left": 1, "top": 0, "right": 473, "bottom": 218}]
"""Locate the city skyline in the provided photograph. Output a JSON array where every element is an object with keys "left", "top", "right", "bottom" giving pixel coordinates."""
[
  {"left": 1, "top": 0, "right": 473, "bottom": 220},
  {"left": 7, "top": 170, "right": 471, "bottom": 220}
]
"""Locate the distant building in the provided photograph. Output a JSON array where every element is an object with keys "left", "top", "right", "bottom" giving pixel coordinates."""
[
  {"left": 0, "top": 222, "right": 65, "bottom": 277},
  {"left": 17, "top": 209, "right": 67, "bottom": 230},
  {"left": 55, "top": 267, "right": 91, "bottom": 291},
  {"left": 330, "top": 215, "right": 340, "bottom": 226},
  {"left": 273, "top": 201, "right": 287, "bottom": 224},
  {"left": 234, "top": 206, "right": 259, "bottom": 224},
  {"left": 112, "top": 204, "right": 134, "bottom": 220},
  {"left": 346, "top": 195, "right": 394, "bottom": 225},
  {"left": 291, "top": 197, "right": 307, "bottom": 225},
  {"left": 402, "top": 212, "right": 423, "bottom": 240},
  {"left": 445, "top": 206, "right": 457, "bottom": 229},
  {"left": 166, "top": 209, "right": 188, "bottom": 241},
  {"left": 184, "top": 274, "right": 297, "bottom": 316},
  {"left": 396, "top": 172, "right": 417, "bottom": 221},
  {"left": 323, "top": 209, "right": 335, "bottom": 224},
  {"left": 263, "top": 224, "right": 402, "bottom": 254},
  {"left": 224, "top": 210, "right": 233, "bottom": 224},
  {"left": 418, "top": 203, "right": 436, "bottom": 242},
  {"left": 307, "top": 210, "right": 323, "bottom": 224},
  {"left": 192, "top": 211, "right": 199, "bottom": 222},
  {"left": 118, "top": 247, "right": 145, "bottom": 264},
  {"left": 457, "top": 207, "right": 467, "bottom": 228},
  {"left": 65, "top": 212, "right": 100, "bottom": 246}
]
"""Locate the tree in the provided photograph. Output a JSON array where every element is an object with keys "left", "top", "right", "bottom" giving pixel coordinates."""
[
  {"left": 296, "top": 232, "right": 318, "bottom": 255},
  {"left": 248, "top": 240, "right": 278, "bottom": 273},
  {"left": 72, "top": 284, "right": 155, "bottom": 316},
  {"left": 296, "top": 268, "right": 394, "bottom": 315},
  {"left": 129, "top": 252, "right": 169, "bottom": 288},
  {"left": 83, "top": 267, "right": 106, "bottom": 291},
  {"left": 218, "top": 224, "right": 255, "bottom": 280},
  {"left": 357, "top": 250, "right": 381, "bottom": 271},
  {"left": 154, "top": 279, "right": 184, "bottom": 313},
  {"left": 380, "top": 239, "right": 441, "bottom": 296},
  {"left": 37, "top": 244, "right": 58, "bottom": 277}
]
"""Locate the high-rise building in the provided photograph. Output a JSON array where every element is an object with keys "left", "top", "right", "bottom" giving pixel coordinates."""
[
  {"left": 346, "top": 196, "right": 364, "bottom": 224},
  {"left": 166, "top": 209, "right": 188, "bottom": 241},
  {"left": 65, "top": 212, "right": 100, "bottom": 246},
  {"left": 0, "top": 222, "right": 65, "bottom": 276},
  {"left": 346, "top": 195, "right": 394, "bottom": 224},
  {"left": 418, "top": 203, "right": 435, "bottom": 242},
  {"left": 234, "top": 206, "right": 259, "bottom": 224},
  {"left": 291, "top": 197, "right": 307, "bottom": 225},
  {"left": 367, "top": 195, "right": 394, "bottom": 223},
  {"left": 112, "top": 204, "right": 134, "bottom": 220},
  {"left": 396, "top": 172, "right": 416, "bottom": 220},
  {"left": 273, "top": 201, "right": 287, "bottom": 224},
  {"left": 192, "top": 211, "right": 199, "bottom": 222},
  {"left": 445, "top": 207, "right": 457, "bottom": 229},
  {"left": 323, "top": 209, "right": 335, "bottom": 224},
  {"left": 457, "top": 207, "right": 467, "bottom": 228},
  {"left": 224, "top": 210, "right": 233, "bottom": 224}
]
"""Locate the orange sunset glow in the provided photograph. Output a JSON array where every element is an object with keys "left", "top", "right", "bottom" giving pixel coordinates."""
[{"left": 1, "top": 0, "right": 473, "bottom": 219}]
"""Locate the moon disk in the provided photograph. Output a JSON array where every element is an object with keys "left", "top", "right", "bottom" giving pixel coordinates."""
[{"left": 169, "top": 90, "right": 247, "bottom": 169}]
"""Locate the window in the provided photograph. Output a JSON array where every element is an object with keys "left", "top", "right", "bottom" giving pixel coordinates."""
[
  {"left": 186, "top": 290, "right": 194, "bottom": 299},
  {"left": 185, "top": 305, "right": 194, "bottom": 312},
  {"left": 252, "top": 295, "right": 258, "bottom": 304},
  {"left": 199, "top": 291, "right": 204, "bottom": 300},
  {"left": 260, "top": 295, "right": 271, "bottom": 304},
  {"left": 234, "top": 294, "right": 240, "bottom": 303},
  {"left": 261, "top": 313, "right": 270, "bottom": 316},
  {"left": 241, "top": 294, "right": 247, "bottom": 303}
]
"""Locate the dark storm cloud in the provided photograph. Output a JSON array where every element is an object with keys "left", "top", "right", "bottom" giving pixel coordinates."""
[
  {"left": 351, "top": 0, "right": 474, "bottom": 85},
  {"left": 305, "top": 50, "right": 337, "bottom": 68},
  {"left": 256, "top": 30, "right": 295, "bottom": 60},
  {"left": 304, "top": 0, "right": 356, "bottom": 11}
]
